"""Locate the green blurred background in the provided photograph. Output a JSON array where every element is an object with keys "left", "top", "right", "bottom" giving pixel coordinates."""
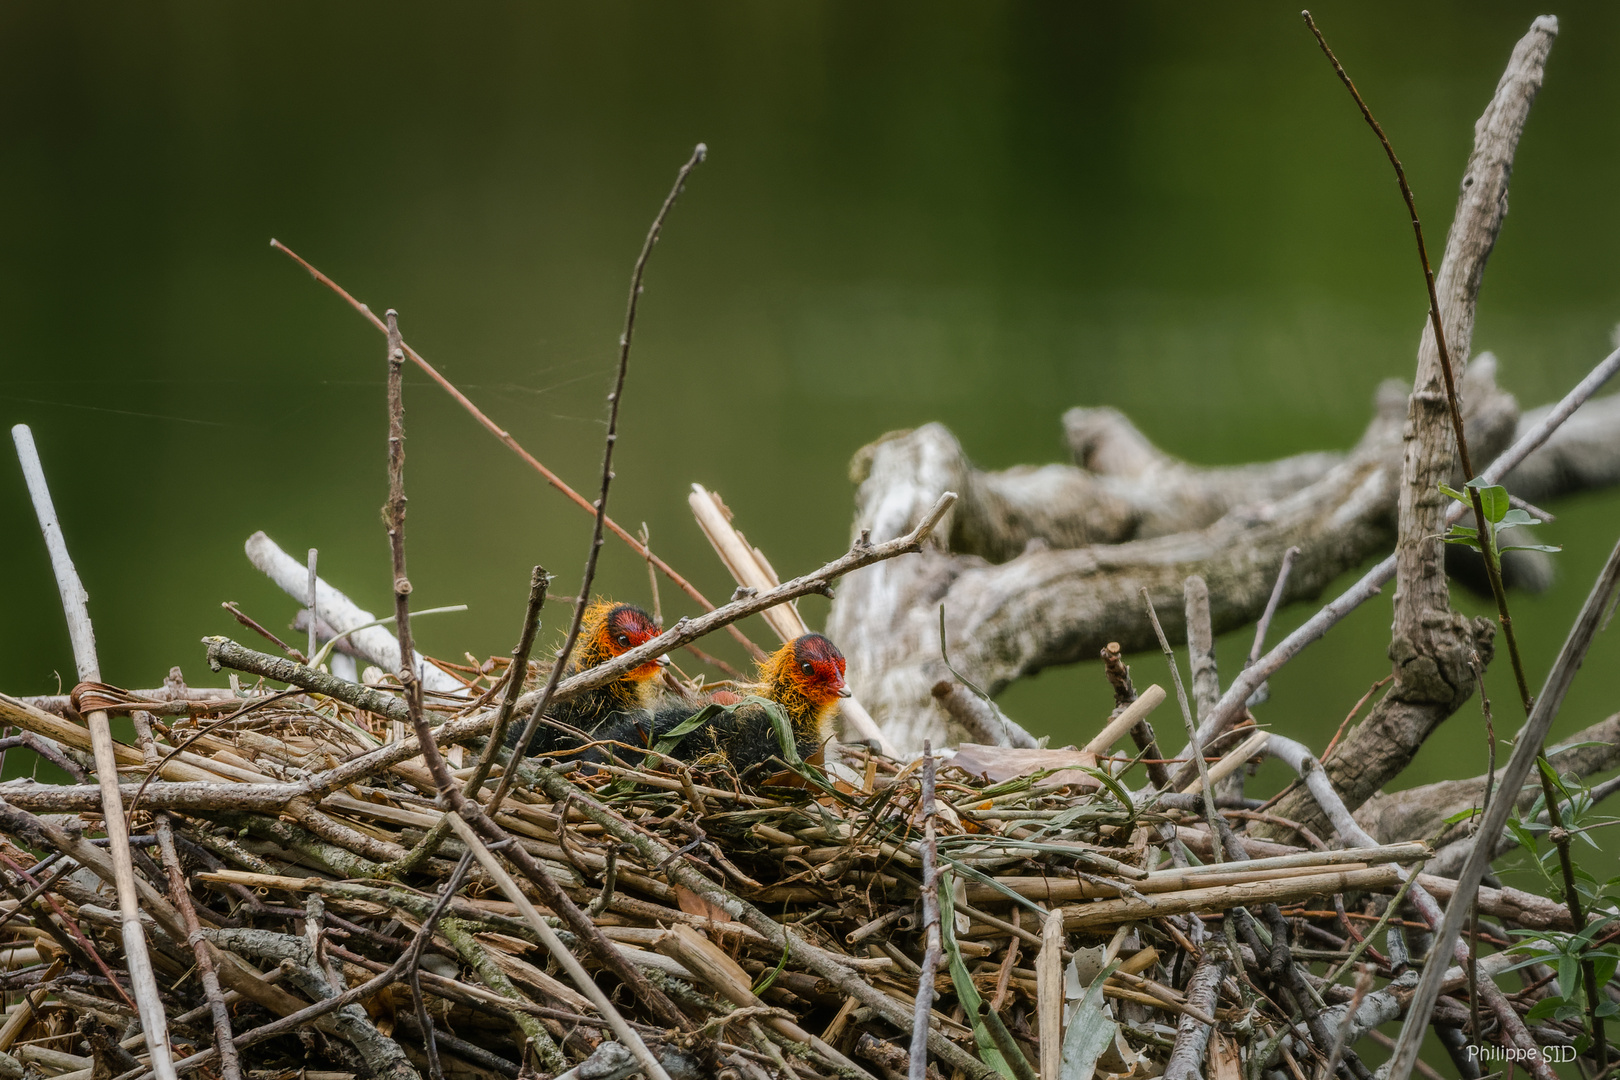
[{"left": 0, "top": 1, "right": 1617, "bottom": 815}]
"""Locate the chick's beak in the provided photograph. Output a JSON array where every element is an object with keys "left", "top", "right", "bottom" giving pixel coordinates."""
[
  {"left": 837, "top": 685, "right": 853, "bottom": 698},
  {"left": 655, "top": 655, "right": 671, "bottom": 668}
]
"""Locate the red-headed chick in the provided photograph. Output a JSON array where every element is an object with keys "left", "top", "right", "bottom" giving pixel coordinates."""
[
  {"left": 506, "top": 601, "right": 666, "bottom": 760},
  {"left": 654, "top": 633, "right": 849, "bottom": 779}
]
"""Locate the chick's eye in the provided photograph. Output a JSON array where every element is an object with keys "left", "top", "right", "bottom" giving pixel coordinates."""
[
  {"left": 615, "top": 633, "right": 631, "bottom": 648},
  {"left": 801, "top": 661, "right": 814, "bottom": 675}
]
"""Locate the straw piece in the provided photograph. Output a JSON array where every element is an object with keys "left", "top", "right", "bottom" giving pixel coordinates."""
[
  {"left": 1083, "top": 684, "right": 1168, "bottom": 757},
  {"left": 1037, "top": 910, "right": 1064, "bottom": 1080},
  {"left": 1060, "top": 866, "right": 1403, "bottom": 931},
  {"left": 1181, "top": 729, "right": 1269, "bottom": 794}
]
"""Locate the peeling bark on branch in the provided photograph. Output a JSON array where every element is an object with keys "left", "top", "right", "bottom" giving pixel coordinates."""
[{"left": 1266, "top": 18, "right": 1557, "bottom": 841}]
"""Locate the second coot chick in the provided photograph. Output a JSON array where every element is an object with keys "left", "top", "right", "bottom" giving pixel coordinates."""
[{"left": 652, "top": 633, "right": 850, "bottom": 779}]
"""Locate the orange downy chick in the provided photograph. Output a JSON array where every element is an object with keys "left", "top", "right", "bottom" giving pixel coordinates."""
[
  {"left": 507, "top": 600, "right": 665, "bottom": 759},
  {"left": 657, "top": 633, "right": 849, "bottom": 777}
]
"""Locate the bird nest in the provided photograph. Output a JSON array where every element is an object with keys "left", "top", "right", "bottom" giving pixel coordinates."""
[{"left": 0, "top": 659, "right": 1442, "bottom": 1080}]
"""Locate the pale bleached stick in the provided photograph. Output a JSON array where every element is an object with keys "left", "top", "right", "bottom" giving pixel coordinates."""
[
  {"left": 690, "top": 484, "right": 805, "bottom": 643},
  {"left": 1247, "top": 545, "right": 1299, "bottom": 670},
  {"left": 689, "top": 483, "right": 896, "bottom": 755},
  {"left": 244, "top": 530, "right": 462, "bottom": 695},
  {"left": 306, "top": 548, "right": 318, "bottom": 664},
  {"left": 1181, "top": 729, "right": 1268, "bottom": 795},
  {"left": 10, "top": 425, "right": 177, "bottom": 1080},
  {"left": 1082, "top": 683, "right": 1166, "bottom": 756}
]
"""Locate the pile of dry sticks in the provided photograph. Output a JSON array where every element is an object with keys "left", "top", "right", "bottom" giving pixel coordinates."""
[
  {"left": 0, "top": 635, "right": 1559, "bottom": 1080},
  {"left": 0, "top": 427, "right": 1607, "bottom": 1080}
]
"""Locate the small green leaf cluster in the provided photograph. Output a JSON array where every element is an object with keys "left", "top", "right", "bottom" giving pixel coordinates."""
[
  {"left": 1507, "top": 757, "right": 1618, "bottom": 908},
  {"left": 1500, "top": 761, "right": 1620, "bottom": 1038},
  {"left": 1439, "top": 479, "right": 1560, "bottom": 555},
  {"left": 1502, "top": 916, "right": 1620, "bottom": 1027}
]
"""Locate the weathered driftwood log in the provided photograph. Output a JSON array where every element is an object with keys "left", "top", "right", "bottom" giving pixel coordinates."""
[
  {"left": 828, "top": 362, "right": 1524, "bottom": 751},
  {"left": 825, "top": 16, "right": 1594, "bottom": 759}
]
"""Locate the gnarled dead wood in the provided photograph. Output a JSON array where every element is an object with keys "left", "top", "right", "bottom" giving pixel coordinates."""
[
  {"left": 823, "top": 15, "right": 1607, "bottom": 760},
  {"left": 827, "top": 363, "right": 1514, "bottom": 752}
]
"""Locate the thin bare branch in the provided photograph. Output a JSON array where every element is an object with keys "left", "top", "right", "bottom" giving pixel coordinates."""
[
  {"left": 510, "top": 143, "right": 707, "bottom": 792},
  {"left": 269, "top": 229, "right": 767, "bottom": 661},
  {"left": 909, "top": 743, "right": 941, "bottom": 1080}
]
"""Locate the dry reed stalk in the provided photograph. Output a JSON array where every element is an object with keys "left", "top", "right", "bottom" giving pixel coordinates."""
[
  {"left": 689, "top": 482, "right": 895, "bottom": 753},
  {"left": 1081, "top": 683, "right": 1167, "bottom": 756},
  {"left": 11, "top": 426, "right": 178, "bottom": 1080},
  {"left": 1060, "top": 866, "right": 1403, "bottom": 931}
]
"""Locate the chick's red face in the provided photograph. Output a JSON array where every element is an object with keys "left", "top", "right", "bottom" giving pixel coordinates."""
[
  {"left": 603, "top": 605, "right": 665, "bottom": 680},
  {"left": 789, "top": 634, "right": 849, "bottom": 705}
]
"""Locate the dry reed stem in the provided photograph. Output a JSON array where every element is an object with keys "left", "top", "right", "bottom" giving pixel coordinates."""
[{"left": 10, "top": 425, "right": 178, "bottom": 1080}]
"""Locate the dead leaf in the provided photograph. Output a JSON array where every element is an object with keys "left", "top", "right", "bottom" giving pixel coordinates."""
[
  {"left": 674, "top": 883, "right": 733, "bottom": 923},
  {"left": 951, "top": 744, "right": 1100, "bottom": 789}
]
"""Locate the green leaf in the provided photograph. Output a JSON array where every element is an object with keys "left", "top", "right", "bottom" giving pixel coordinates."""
[
  {"left": 1573, "top": 913, "right": 1620, "bottom": 947},
  {"left": 1537, "top": 757, "right": 1572, "bottom": 799},
  {"left": 940, "top": 871, "right": 1018, "bottom": 1079},
  {"left": 1559, "top": 953, "right": 1580, "bottom": 1000},
  {"left": 1078, "top": 765, "right": 1137, "bottom": 818},
  {"left": 752, "top": 695, "right": 802, "bottom": 767},
  {"left": 1060, "top": 959, "right": 1121, "bottom": 1080},
  {"left": 1505, "top": 818, "right": 1538, "bottom": 852},
  {"left": 1497, "top": 508, "right": 1539, "bottom": 528},
  {"left": 1599, "top": 998, "right": 1620, "bottom": 1019},
  {"left": 1465, "top": 480, "right": 1512, "bottom": 524},
  {"left": 1438, "top": 482, "right": 1469, "bottom": 503},
  {"left": 1551, "top": 740, "right": 1614, "bottom": 755},
  {"left": 1443, "top": 807, "right": 1483, "bottom": 826},
  {"left": 1498, "top": 952, "right": 1558, "bottom": 976},
  {"left": 939, "top": 854, "right": 1050, "bottom": 919},
  {"left": 649, "top": 702, "right": 726, "bottom": 758},
  {"left": 1501, "top": 543, "right": 1563, "bottom": 553},
  {"left": 1526, "top": 996, "right": 1566, "bottom": 1022},
  {"left": 751, "top": 937, "right": 791, "bottom": 996}
]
